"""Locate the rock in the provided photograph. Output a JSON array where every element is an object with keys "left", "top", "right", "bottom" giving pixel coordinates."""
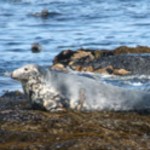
[
  {"left": 1, "top": 91, "right": 150, "bottom": 149},
  {"left": 95, "top": 65, "right": 114, "bottom": 74},
  {"left": 93, "top": 55, "right": 150, "bottom": 75},
  {"left": 114, "top": 46, "right": 150, "bottom": 54},
  {"left": 71, "top": 65, "right": 82, "bottom": 71},
  {"left": 93, "top": 50, "right": 114, "bottom": 58},
  {"left": 53, "top": 50, "right": 75, "bottom": 65},
  {"left": 71, "top": 50, "right": 94, "bottom": 61},
  {"left": 53, "top": 49, "right": 113, "bottom": 67},
  {"left": 71, "top": 65, "right": 94, "bottom": 72},
  {"left": 113, "top": 68, "right": 131, "bottom": 76},
  {"left": 52, "top": 46, "right": 150, "bottom": 75},
  {"left": 83, "top": 66, "right": 94, "bottom": 72},
  {"left": 94, "top": 65, "right": 130, "bottom": 75},
  {"left": 51, "top": 63, "right": 66, "bottom": 71}
]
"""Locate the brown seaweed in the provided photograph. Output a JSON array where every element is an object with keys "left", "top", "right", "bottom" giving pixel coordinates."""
[{"left": 0, "top": 91, "right": 150, "bottom": 149}]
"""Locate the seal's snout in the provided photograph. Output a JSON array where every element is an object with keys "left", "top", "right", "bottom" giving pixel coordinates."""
[{"left": 11, "top": 71, "right": 17, "bottom": 80}]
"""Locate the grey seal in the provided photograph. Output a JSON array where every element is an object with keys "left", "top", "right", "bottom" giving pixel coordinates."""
[{"left": 11, "top": 64, "right": 150, "bottom": 112}]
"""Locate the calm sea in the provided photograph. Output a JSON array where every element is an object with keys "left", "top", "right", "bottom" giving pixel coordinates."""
[{"left": 0, "top": 0, "right": 150, "bottom": 95}]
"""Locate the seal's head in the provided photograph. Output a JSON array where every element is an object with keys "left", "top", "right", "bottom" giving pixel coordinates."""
[
  {"left": 11, "top": 64, "right": 67, "bottom": 112},
  {"left": 11, "top": 64, "right": 42, "bottom": 82}
]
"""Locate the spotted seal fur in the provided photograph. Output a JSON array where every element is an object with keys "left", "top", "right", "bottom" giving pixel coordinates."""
[{"left": 11, "top": 64, "right": 150, "bottom": 112}]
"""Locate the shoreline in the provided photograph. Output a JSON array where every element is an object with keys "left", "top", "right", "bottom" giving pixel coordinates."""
[
  {"left": 0, "top": 91, "right": 150, "bottom": 149},
  {"left": 0, "top": 46, "right": 150, "bottom": 149}
]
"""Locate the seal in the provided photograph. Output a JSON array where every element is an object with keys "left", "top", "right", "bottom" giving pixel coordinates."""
[{"left": 11, "top": 64, "right": 150, "bottom": 112}]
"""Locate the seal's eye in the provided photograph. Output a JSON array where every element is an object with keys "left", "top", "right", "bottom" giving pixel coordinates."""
[{"left": 24, "top": 68, "right": 28, "bottom": 71}]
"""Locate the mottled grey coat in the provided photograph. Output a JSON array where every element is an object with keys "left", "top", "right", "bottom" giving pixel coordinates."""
[{"left": 11, "top": 64, "right": 150, "bottom": 112}]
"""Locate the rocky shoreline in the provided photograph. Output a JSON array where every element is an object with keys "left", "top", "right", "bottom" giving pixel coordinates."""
[
  {"left": 0, "top": 91, "right": 150, "bottom": 150},
  {"left": 0, "top": 46, "right": 150, "bottom": 149}
]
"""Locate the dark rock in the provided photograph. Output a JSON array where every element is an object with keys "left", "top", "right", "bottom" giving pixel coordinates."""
[
  {"left": 0, "top": 91, "right": 29, "bottom": 110},
  {"left": 93, "top": 55, "right": 150, "bottom": 75},
  {"left": 53, "top": 50, "right": 75, "bottom": 65},
  {"left": 53, "top": 49, "right": 114, "bottom": 66},
  {"left": 52, "top": 46, "right": 150, "bottom": 75}
]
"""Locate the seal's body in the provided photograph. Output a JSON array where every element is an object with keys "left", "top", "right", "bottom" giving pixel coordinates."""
[{"left": 11, "top": 64, "right": 150, "bottom": 112}]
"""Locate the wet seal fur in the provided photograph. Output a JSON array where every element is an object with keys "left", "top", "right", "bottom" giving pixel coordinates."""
[{"left": 11, "top": 64, "right": 150, "bottom": 112}]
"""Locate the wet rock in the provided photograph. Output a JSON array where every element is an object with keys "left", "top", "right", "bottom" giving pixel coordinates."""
[
  {"left": 81, "top": 66, "right": 94, "bottom": 72},
  {"left": 52, "top": 46, "right": 150, "bottom": 75},
  {"left": 92, "top": 49, "right": 114, "bottom": 58},
  {"left": 95, "top": 65, "right": 114, "bottom": 75},
  {"left": 51, "top": 63, "right": 68, "bottom": 72},
  {"left": 113, "top": 68, "right": 131, "bottom": 76},
  {"left": 53, "top": 49, "right": 114, "bottom": 66},
  {"left": 93, "top": 55, "right": 150, "bottom": 75},
  {"left": 114, "top": 46, "right": 150, "bottom": 54},
  {"left": 53, "top": 49, "right": 75, "bottom": 65},
  {"left": 0, "top": 91, "right": 29, "bottom": 110},
  {"left": 94, "top": 65, "right": 129, "bottom": 75},
  {"left": 71, "top": 50, "right": 95, "bottom": 61}
]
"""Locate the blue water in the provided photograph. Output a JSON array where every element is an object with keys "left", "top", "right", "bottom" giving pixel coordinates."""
[{"left": 0, "top": 0, "right": 150, "bottom": 95}]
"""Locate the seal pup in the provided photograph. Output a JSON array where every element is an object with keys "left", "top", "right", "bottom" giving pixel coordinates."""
[{"left": 11, "top": 64, "right": 150, "bottom": 112}]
